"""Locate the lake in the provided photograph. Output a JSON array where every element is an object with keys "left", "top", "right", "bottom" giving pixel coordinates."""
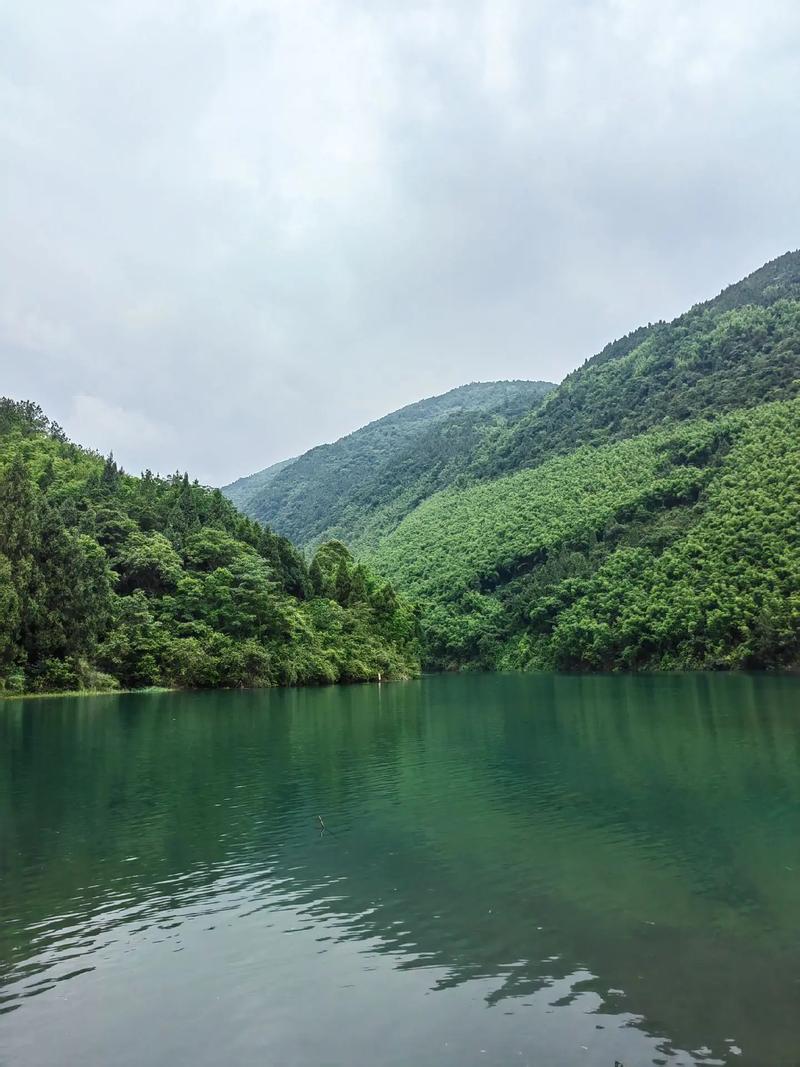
[{"left": 1, "top": 673, "right": 799, "bottom": 1066}]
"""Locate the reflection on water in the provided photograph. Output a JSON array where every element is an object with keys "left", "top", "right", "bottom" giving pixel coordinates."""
[{"left": 1, "top": 674, "right": 799, "bottom": 1065}]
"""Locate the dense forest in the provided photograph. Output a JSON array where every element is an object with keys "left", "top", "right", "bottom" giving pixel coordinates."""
[
  {"left": 0, "top": 400, "right": 419, "bottom": 694},
  {"left": 225, "top": 250, "right": 800, "bottom": 674},
  {"left": 223, "top": 455, "right": 297, "bottom": 513},
  {"left": 223, "top": 379, "right": 554, "bottom": 550},
  {"left": 373, "top": 400, "right": 800, "bottom": 671},
  {"left": 369, "top": 251, "right": 800, "bottom": 671},
  {"left": 5, "top": 251, "right": 800, "bottom": 689},
  {"left": 227, "top": 253, "right": 800, "bottom": 560},
  {"left": 476, "top": 256, "right": 800, "bottom": 479}
]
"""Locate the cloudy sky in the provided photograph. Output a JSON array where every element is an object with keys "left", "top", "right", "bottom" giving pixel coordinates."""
[{"left": 2, "top": 0, "right": 799, "bottom": 484}]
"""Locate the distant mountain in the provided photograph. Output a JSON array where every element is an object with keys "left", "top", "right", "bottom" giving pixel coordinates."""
[
  {"left": 222, "top": 380, "right": 555, "bottom": 550},
  {"left": 370, "top": 250, "right": 800, "bottom": 672},
  {"left": 224, "top": 250, "right": 800, "bottom": 674},
  {"left": 223, "top": 456, "right": 297, "bottom": 513}
]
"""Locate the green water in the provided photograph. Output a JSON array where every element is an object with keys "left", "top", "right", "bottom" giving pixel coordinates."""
[{"left": 1, "top": 674, "right": 799, "bottom": 1066}]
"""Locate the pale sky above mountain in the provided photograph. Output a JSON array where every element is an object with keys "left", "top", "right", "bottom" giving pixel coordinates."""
[{"left": 2, "top": 0, "right": 799, "bottom": 483}]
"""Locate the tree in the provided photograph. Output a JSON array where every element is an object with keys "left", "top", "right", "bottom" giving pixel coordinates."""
[
  {"left": 30, "top": 504, "right": 113, "bottom": 663},
  {"left": 0, "top": 553, "right": 21, "bottom": 675},
  {"left": 309, "top": 556, "right": 325, "bottom": 597},
  {"left": 0, "top": 400, "right": 420, "bottom": 691},
  {"left": 0, "top": 452, "right": 38, "bottom": 564},
  {"left": 101, "top": 453, "right": 120, "bottom": 494},
  {"left": 116, "top": 532, "right": 182, "bottom": 596},
  {"left": 334, "top": 561, "right": 352, "bottom": 606},
  {"left": 0, "top": 453, "right": 40, "bottom": 661}
]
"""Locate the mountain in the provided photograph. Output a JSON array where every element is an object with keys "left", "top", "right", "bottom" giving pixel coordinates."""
[
  {"left": 223, "top": 455, "right": 297, "bottom": 513},
  {"left": 10, "top": 250, "right": 797, "bottom": 691},
  {"left": 475, "top": 249, "right": 800, "bottom": 479},
  {"left": 368, "top": 250, "right": 800, "bottom": 672},
  {"left": 222, "top": 379, "right": 555, "bottom": 550},
  {"left": 0, "top": 399, "right": 419, "bottom": 695}
]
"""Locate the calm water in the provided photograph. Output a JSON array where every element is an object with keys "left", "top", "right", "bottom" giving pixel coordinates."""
[{"left": 1, "top": 674, "right": 799, "bottom": 1067}]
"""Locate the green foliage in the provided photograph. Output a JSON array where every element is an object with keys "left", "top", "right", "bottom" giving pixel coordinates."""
[
  {"left": 480, "top": 264, "right": 800, "bottom": 479},
  {"left": 5, "top": 252, "right": 800, "bottom": 685},
  {"left": 0, "top": 399, "right": 420, "bottom": 693},
  {"left": 373, "top": 430, "right": 674, "bottom": 667},
  {"left": 224, "top": 380, "right": 555, "bottom": 550},
  {"left": 226, "top": 253, "right": 800, "bottom": 560},
  {"left": 372, "top": 400, "right": 800, "bottom": 673},
  {"left": 223, "top": 455, "right": 298, "bottom": 512},
  {"left": 306, "top": 248, "right": 800, "bottom": 675},
  {"left": 531, "top": 401, "right": 800, "bottom": 671}
]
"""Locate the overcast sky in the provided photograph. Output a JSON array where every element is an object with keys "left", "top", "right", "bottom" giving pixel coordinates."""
[{"left": 2, "top": 0, "right": 799, "bottom": 484}]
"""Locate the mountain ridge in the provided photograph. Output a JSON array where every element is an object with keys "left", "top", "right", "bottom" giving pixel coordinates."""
[
  {"left": 226, "top": 251, "right": 800, "bottom": 557},
  {"left": 481, "top": 249, "right": 800, "bottom": 477},
  {"left": 367, "top": 249, "right": 800, "bottom": 671},
  {"left": 222, "top": 379, "right": 555, "bottom": 549},
  {"left": 224, "top": 456, "right": 297, "bottom": 513}
]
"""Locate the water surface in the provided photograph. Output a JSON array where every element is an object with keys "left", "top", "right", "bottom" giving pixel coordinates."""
[{"left": 1, "top": 674, "right": 799, "bottom": 1066}]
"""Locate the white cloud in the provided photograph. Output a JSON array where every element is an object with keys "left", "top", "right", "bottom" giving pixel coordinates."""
[
  {"left": 0, "top": 0, "right": 798, "bottom": 484},
  {"left": 64, "top": 395, "right": 179, "bottom": 475}
]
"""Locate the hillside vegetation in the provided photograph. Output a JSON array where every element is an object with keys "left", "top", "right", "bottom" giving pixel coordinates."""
[
  {"left": 0, "top": 400, "right": 419, "bottom": 695},
  {"left": 476, "top": 251, "right": 800, "bottom": 478},
  {"left": 369, "top": 251, "right": 800, "bottom": 672},
  {"left": 224, "top": 456, "right": 297, "bottom": 513},
  {"left": 6, "top": 251, "right": 798, "bottom": 687},
  {"left": 223, "top": 379, "right": 554, "bottom": 550},
  {"left": 372, "top": 400, "right": 800, "bottom": 671}
]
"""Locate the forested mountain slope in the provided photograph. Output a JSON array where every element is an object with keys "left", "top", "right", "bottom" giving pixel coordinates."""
[
  {"left": 369, "top": 251, "right": 800, "bottom": 672},
  {"left": 12, "top": 252, "right": 796, "bottom": 688},
  {"left": 223, "top": 379, "right": 554, "bottom": 550},
  {"left": 223, "top": 456, "right": 297, "bottom": 513},
  {"left": 373, "top": 400, "right": 800, "bottom": 671},
  {"left": 0, "top": 400, "right": 419, "bottom": 695},
  {"left": 476, "top": 250, "right": 800, "bottom": 478},
  {"left": 228, "top": 253, "right": 799, "bottom": 557}
]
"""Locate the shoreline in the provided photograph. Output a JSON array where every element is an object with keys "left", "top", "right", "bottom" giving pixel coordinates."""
[
  {"left": 4, "top": 665, "right": 799, "bottom": 703},
  {"left": 0, "top": 674, "right": 419, "bottom": 701},
  {"left": 0, "top": 686, "right": 174, "bottom": 702}
]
